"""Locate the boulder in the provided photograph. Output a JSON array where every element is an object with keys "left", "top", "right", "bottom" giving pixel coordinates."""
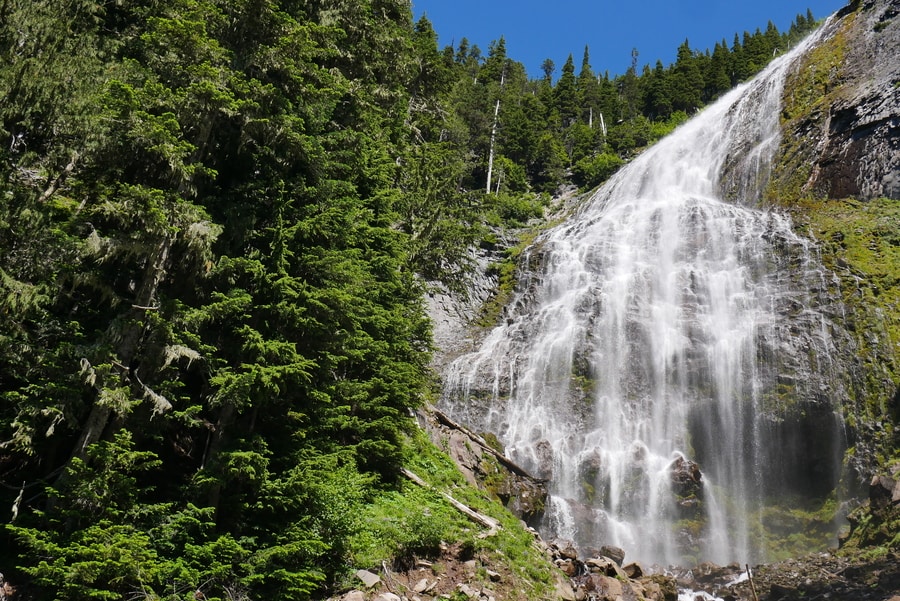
[
  {"left": 456, "top": 583, "right": 480, "bottom": 599},
  {"left": 640, "top": 574, "right": 678, "bottom": 601},
  {"left": 585, "top": 556, "right": 627, "bottom": 580},
  {"left": 355, "top": 569, "right": 381, "bottom": 589},
  {"left": 692, "top": 562, "right": 742, "bottom": 586},
  {"left": 624, "top": 561, "right": 644, "bottom": 578},
  {"left": 585, "top": 556, "right": 613, "bottom": 571},
  {"left": 534, "top": 439, "right": 555, "bottom": 480},
  {"left": 671, "top": 456, "right": 702, "bottom": 489},
  {"left": 584, "top": 574, "right": 624, "bottom": 600},
  {"left": 870, "top": 474, "right": 897, "bottom": 509},
  {"left": 555, "top": 540, "right": 579, "bottom": 560},
  {"left": 599, "top": 544, "right": 626, "bottom": 566},
  {"left": 556, "top": 558, "right": 578, "bottom": 577},
  {"left": 555, "top": 579, "right": 577, "bottom": 601}
]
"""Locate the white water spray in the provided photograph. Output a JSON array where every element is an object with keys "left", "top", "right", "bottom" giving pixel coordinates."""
[{"left": 442, "top": 26, "right": 846, "bottom": 566}]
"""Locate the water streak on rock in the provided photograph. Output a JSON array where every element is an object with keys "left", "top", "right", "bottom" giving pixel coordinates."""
[{"left": 441, "top": 24, "right": 846, "bottom": 566}]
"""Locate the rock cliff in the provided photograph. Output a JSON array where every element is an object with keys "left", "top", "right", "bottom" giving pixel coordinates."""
[
  {"left": 771, "top": 0, "right": 900, "bottom": 202},
  {"left": 767, "top": 0, "right": 900, "bottom": 484}
]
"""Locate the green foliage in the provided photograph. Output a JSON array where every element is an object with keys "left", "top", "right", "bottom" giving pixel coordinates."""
[
  {"left": 843, "top": 503, "right": 900, "bottom": 558},
  {"left": 1, "top": 1, "right": 431, "bottom": 598},
  {"left": 9, "top": 432, "right": 181, "bottom": 600},
  {"left": 486, "top": 192, "right": 548, "bottom": 227},
  {"left": 352, "top": 485, "right": 462, "bottom": 568},
  {"left": 757, "top": 496, "right": 842, "bottom": 561},
  {"left": 573, "top": 153, "right": 625, "bottom": 189},
  {"left": 477, "top": 229, "right": 543, "bottom": 328}
]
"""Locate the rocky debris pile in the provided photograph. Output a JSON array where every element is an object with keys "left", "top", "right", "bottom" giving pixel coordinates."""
[
  {"left": 842, "top": 470, "right": 900, "bottom": 550},
  {"left": 726, "top": 551, "right": 900, "bottom": 601},
  {"left": 668, "top": 562, "right": 749, "bottom": 600},
  {"left": 543, "top": 540, "right": 678, "bottom": 601},
  {"left": 665, "top": 550, "right": 900, "bottom": 601},
  {"left": 545, "top": 533, "right": 900, "bottom": 601},
  {"left": 333, "top": 547, "right": 513, "bottom": 601},
  {"left": 329, "top": 543, "right": 900, "bottom": 601}
]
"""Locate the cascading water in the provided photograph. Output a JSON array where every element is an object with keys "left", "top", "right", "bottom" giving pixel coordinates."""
[{"left": 441, "top": 24, "right": 847, "bottom": 567}]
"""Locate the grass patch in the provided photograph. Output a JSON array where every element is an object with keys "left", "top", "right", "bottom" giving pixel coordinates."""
[{"left": 342, "top": 428, "right": 557, "bottom": 600}]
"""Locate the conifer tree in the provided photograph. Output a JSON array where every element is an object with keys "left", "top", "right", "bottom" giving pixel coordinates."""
[
  {"left": 671, "top": 39, "right": 704, "bottom": 112},
  {"left": 555, "top": 54, "right": 579, "bottom": 128}
]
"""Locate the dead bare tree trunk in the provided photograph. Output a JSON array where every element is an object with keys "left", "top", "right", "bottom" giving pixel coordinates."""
[
  {"left": 485, "top": 65, "right": 507, "bottom": 195},
  {"left": 485, "top": 97, "right": 500, "bottom": 194},
  {"left": 69, "top": 236, "right": 173, "bottom": 461}
]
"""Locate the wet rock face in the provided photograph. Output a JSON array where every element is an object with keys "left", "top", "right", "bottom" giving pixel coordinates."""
[
  {"left": 670, "top": 455, "right": 704, "bottom": 517},
  {"left": 789, "top": 0, "right": 900, "bottom": 201}
]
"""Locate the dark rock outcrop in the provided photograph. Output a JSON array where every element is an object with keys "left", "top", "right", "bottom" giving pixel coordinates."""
[
  {"left": 670, "top": 455, "right": 704, "bottom": 518},
  {"left": 774, "top": 0, "right": 900, "bottom": 202},
  {"left": 841, "top": 465, "right": 900, "bottom": 550},
  {"left": 813, "top": 0, "right": 900, "bottom": 200}
]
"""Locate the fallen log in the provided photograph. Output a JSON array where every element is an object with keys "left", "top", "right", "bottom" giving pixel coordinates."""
[
  {"left": 432, "top": 408, "right": 544, "bottom": 482},
  {"left": 402, "top": 468, "right": 501, "bottom": 538}
]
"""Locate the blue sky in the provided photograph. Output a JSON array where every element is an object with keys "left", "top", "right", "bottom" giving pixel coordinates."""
[{"left": 410, "top": 0, "right": 850, "bottom": 79}]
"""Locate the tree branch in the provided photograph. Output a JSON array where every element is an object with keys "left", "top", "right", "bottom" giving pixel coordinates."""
[{"left": 38, "top": 152, "right": 79, "bottom": 203}]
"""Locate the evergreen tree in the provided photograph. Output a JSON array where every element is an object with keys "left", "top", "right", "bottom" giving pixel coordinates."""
[
  {"left": 731, "top": 33, "right": 749, "bottom": 83},
  {"left": 643, "top": 60, "right": 674, "bottom": 119},
  {"left": 541, "top": 58, "right": 556, "bottom": 82},
  {"left": 2, "top": 1, "right": 434, "bottom": 598},
  {"left": 618, "top": 49, "right": 643, "bottom": 120},
  {"left": 577, "top": 45, "right": 602, "bottom": 125},
  {"left": 482, "top": 36, "right": 509, "bottom": 83},
  {"left": 671, "top": 39, "right": 703, "bottom": 112},
  {"left": 706, "top": 40, "right": 733, "bottom": 101},
  {"left": 555, "top": 54, "right": 580, "bottom": 127}
]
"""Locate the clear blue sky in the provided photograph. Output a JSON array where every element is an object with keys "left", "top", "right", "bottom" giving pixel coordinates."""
[{"left": 410, "top": 0, "right": 850, "bottom": 79}]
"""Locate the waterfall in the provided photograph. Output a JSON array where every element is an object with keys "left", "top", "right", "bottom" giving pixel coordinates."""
[{"left": 441, "top": 25, "right": 847, "bottom": 567}]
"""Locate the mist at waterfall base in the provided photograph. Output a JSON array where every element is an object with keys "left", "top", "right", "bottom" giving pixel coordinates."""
[{"left": 442, "top": 24, "right": 848, "bottom": 567}]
